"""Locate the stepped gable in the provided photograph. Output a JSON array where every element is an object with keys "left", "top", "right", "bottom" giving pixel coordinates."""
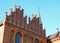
[{"left": 4, "top": 5, "right": 46, "bottom": 36}]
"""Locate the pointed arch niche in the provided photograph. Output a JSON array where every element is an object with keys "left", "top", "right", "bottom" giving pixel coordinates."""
[
  {"left": 10, "top": 30, "right": 14, "bottom": 43},
  {"left": 15, "top": 32, "right": 22, "bottom": 43},
  {"left": 35, "top": 39, "right": 40, "bottom": 43}
]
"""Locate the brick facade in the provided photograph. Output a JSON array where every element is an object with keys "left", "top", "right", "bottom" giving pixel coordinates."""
[{"left": 0, "top": 5, "right": 47, "bottom": 43}]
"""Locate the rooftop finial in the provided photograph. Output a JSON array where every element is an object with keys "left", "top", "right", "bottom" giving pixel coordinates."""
[
  {"left": 10, "top": 8, "right": 12, "bottom": 11},
  {"left": 32, "top": 14, "right": 34, "bottom": 17},
  {"left": 38, "top": 7, "right": 40, "bottom": 17},
  {"left": 57, "top": 28, "right": 59, "bottom": 32},
  {"left": 14, "top": 5, "right": 17, "bottom": 11},
  {"left": 32, "top": 14, "right": 36, "bottom": 19},
  {"left": 56, "top": 28, "right": 60, "bottom": 36},
  {"left": 29, "top": 17, "right": 30, "bottom": 24},
  {"left": 38, "top": 7, "right": 42, "bottom": 24}
]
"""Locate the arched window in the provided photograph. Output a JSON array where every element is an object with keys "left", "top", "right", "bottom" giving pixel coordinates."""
[
  {"left": 35, "top": 39, "right": 40, "bottom": 43},
  {"left": 15, "top": 32, "right": 22, "bottom": 43}
]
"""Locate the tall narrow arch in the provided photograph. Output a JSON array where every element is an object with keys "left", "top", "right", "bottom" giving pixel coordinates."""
[
  {"left": 29, "top": 37, "right": 33, "bottom": 43},
  {"left": 10, "top": 30, "right": 14, "bottom": 43},
  {"left": 15, "top": 32, "right": 22, "bottom": 43},
  {"left": 35, "top": 39, "right": 40, "bottom": 43},
  {"left": 41, "top": 40, "right": 43, "bottom": 43},
  {"left": 24, "top": 35, "right": 33, "bottom": 43}
]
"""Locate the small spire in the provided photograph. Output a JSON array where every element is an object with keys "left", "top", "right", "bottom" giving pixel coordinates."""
[
  {"left": 4, "top": 12, "right": 7, "bottom": 20},
  {"left": 44, "top": 28, "right": 46, "bottom": 32},
  {"left": 29, "top": 17, "right": 30, "bottom": 24},
  {"left": 10, "top": 8, "right": 12, "bottom": 14},
  {"left": 56, "top": 28, "right": 60, "bottom": 36},
  {"left": 32, "top": 14, "right": 36, "bottom": 19},
  {"left": 18, "top": 5, "right": 20, "bottom": 9},
  {"left": 44, "top": 28, "right": 46, "bottom": 36},
  {"left": 3, "top": 12, "right": 7, "bottom": 24},
  {"left": 25, "top": 16, "right": 27, "bottom": 23},
  {"left": 32, "top": 14, "right": 34, "bottom": 19},
  {"left": 10, "top": 8, "right": 12, "bottom": 12},
  {"left": 38, "top": 7, "right": 40, "bottom": 17},
  {"left": 38, "top": 7, "right": 42, "bottom": 24},
  {"left": 14, "top": 5, "right": 17, "bottom": 11}
]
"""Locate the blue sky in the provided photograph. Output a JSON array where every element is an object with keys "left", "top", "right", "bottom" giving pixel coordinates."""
[{"left": 0, "top": 0, "right": 60, "bottom": 36}]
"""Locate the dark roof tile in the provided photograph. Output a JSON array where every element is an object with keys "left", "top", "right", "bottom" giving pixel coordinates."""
[{"left": 47, "top": 32, "right": 60, "bottom": 39}]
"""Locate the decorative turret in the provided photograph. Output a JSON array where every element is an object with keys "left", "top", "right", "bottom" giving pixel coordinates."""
[{"left": 14, "top": 5, "right": 17, "bottom": 11}]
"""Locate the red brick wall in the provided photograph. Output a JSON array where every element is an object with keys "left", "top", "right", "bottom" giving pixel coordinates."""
[
  {"left": 3, "top": 5, "right": 47, "bottom": 43},
  {"left": 3, "top": 22, "right": 47, "bottom": 43}
]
